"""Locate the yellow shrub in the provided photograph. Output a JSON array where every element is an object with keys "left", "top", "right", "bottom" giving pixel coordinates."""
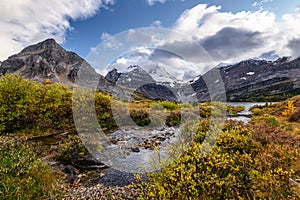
[{"left": 282, "top": 100, "right": 295, "bottom": 117}]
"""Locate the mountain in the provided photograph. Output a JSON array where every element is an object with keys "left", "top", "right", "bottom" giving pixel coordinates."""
[
  {"left": 143, "top": 63, "right": 180, "bottom": 84},
  {"left": 0, "top": 39, "right": 102, "bottom": 87},
  {"left": 1, "top": 38, "right": 299, "bottom": 102},
  {"left": 105, "top": 65, "right": 177, "bottom": 101},
  {"left": 192, "top": 57, "right": 300, "bottom": 101}
]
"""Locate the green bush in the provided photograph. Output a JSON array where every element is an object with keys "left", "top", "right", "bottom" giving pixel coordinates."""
[
  {"left": 36, "top": 83, "right": 74, "bottom": 130},
  {"left": 226, "top": 105, "right": 245, "bottom": 115},
  {"left": 266, "top": 115, "right": 280, "bottom": 127},
  {"left": 95, "top": 92, "right": 118, "bottom": 130},
  {"left": 135, "top": 123, "right": 300, "bottom": 199},
  {"left": 0, "top": 74, "right": 74, "bottom": 133},
  {"left": 158, "top": 101, "right": 180, "bottom": 111},
  {"left": 0, "top": 74, "right": 38, "bottom": 132},
  {"left": 0, "top": 138, "right": 62, "bottom": 199}
]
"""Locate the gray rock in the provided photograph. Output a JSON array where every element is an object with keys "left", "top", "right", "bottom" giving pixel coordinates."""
[
  {"left": 0, "top": 38, "right": 104, "bottom": 88},
  {"left": 131, "top": 147, "right": 140, "bottom": 153},
  {"left": 105, "top": 68, "right": 121, "bottom": 83}
]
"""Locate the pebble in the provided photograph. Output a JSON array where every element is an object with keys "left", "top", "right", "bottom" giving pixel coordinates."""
[{"left": 63, "top": 184, "right": 139, "bottom": 200}]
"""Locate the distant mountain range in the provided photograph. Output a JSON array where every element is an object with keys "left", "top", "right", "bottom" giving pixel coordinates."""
[{"left": 0, "top": 39, "right": 299, "bottom": 102}]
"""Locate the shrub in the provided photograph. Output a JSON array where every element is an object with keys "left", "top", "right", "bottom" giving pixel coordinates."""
[
  {"left": 158, "top": 101, "right": 180, "bottom": 111},
  {"left": 0, "top": 74, "right": 74, "bottom": 133},
  {"left": 282, "top": 100, "right": 295, "bottom": 117},
  {"left": 250, "top": 107, "right": 262, "bottom": 116},
  {"left": 36, "top": 83, "right": 74, "bottom": 130},
  {"left": 0, "top": 74, "right": 38, "bottom": 132},
  {"left": 135, "top": 123, "right": 300, "bottom": 199},
  {"left": 0, "top": 138, "right": 62, "bottom": 199},
  {"left": 226, "top": 105, "right": 245, "bottom": 115},
  {"left": 95, "top": 92, "right": 118, "bottom": 130},
  {"left": 266, "top": 116, "right": 280, "bottom": 127}
]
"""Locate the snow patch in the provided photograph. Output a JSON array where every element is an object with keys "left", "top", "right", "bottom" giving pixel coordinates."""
[
  {"left": 240, "top": 77, "right": 247, "bottom": 80},
  {"left": 246, "top": 72, "right": 255, "bottom": 75}
]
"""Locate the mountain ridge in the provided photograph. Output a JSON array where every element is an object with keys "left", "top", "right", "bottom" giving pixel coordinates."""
[{"left": 1, "top": 38, "right": 299, "bottom": 102}]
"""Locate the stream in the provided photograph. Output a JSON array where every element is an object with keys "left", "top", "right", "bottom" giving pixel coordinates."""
[
  {"left": 34, "top": 102, "right": 272, "bottom": 186},
  {"left": 226, "top": 102, "right": 269, "bottom": 123}
]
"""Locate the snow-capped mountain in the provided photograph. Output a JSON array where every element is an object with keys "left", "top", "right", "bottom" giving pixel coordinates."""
[
  {"left": 143, "top": 63, "right": 180, "bottom": 84},
  {"left": 105, "top": 65, "right": 178, "bottom": 101}
]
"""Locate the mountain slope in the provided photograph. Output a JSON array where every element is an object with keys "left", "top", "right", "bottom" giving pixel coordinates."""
[
  {"left": 0, "top": 39, "right": 101, "bottom": 86},
  {"left": 192, "top": 57, "right": 300, "bottom": 101}
]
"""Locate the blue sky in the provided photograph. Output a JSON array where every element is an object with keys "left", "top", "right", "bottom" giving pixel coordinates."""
[
  {"left": 1, "top": 0, "right": 300, "bottom": 73},
  {"left": 63, "top": 0, "right": 300, "bottom": 58}
]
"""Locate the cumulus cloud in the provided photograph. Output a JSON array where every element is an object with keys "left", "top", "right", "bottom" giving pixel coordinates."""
[
  {"left": 172, "top": 4, "right": 300, "bottom": 63},
  {"left": 0, "top": 0, "right": 115, "bottom": 60}
]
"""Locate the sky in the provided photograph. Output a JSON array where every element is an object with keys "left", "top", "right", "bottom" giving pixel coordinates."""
[{"left": 1, "top": 0, "right": 300, "bottom": 78}]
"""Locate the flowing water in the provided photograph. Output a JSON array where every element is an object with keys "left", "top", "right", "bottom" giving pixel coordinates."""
[{"left": 226, "top": 102, "right": 270, "bottom": 123}]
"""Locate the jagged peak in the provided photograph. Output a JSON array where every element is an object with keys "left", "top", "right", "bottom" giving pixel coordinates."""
[{"left": 19, "top": 38, "right": 64, "bottom": 55}]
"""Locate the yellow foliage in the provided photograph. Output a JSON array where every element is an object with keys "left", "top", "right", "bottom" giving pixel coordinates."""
[
  {"left": 43, "top": 79, "right": 52, "bottom": 84},
  {"left": 282, "top": 100, "right": 295, "bottom": 117}
]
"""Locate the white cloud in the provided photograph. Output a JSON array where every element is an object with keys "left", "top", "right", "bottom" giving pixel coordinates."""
[
  {"left": 150, "top": 20, "right": 162, "bottom": 27},
  {"left": 252, "top": 0, "right": 273, "bottom": 7},
  {"left": 172, "top": 4, "right": 300, "bottom": 63},
  {"left": 146, "top": 0, "right": 167, "bottom": 6},
  {"left": 0, "top": 0, "right": 115, "bottom": 60}
]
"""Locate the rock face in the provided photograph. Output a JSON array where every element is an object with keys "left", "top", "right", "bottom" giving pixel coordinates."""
[
  {"left": 191, "top": 57, "right": 300, "bottom": 101},
  {"left": 105, "top": 68, "right": 121, "bottom": 84},
  {"left": 0, "top": 38, "right": 101, "bottom": 86},
  {"left": 105, "top": 65, "right": 155, "bottom": 88}
]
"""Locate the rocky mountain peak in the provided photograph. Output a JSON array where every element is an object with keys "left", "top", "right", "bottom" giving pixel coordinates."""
[
  {"left": 18, "top": 38, "right": 63, "bottom": 56},
  {"left": 0, "top": 38, "right": 100, "bottom": 86}
]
